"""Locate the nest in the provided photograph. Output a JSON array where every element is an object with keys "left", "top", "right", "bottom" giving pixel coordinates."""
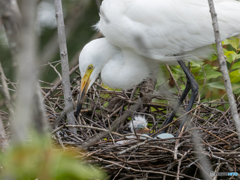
[{"left": 44, "top": 66, "right": 240, "bottom": 180}]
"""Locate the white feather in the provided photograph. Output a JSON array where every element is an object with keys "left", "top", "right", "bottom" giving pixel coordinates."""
[
  {"left": 129, "top": 115, "right": 148, "bottom": 133},
  {"left": 97, "top": 0, "right": 240, "bottom": 60},
  {"left": 79, "top": 0, "right": 240, "bottom": 91}
]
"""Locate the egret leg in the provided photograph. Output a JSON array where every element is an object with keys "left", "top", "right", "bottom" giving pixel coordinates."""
[{"left": 162, "top": 60, "right": 199, "bottom": 134}]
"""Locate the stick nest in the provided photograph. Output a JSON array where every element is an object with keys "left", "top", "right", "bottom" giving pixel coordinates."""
[{"left": 44, "top": 71, "right": 240, "bottom": 180}]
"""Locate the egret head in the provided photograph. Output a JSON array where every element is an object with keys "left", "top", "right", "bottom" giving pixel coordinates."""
[
  {"left": 129, "top": 115, "right": 150, "bottom": 134},
  {"left": 75, "top": 38, "right": 118, "bottom": 117}
]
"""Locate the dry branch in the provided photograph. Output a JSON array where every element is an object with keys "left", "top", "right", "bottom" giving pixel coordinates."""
[
  {"left": 0, "top": 62, "right": 14, "bottom": 115},
  {"left": 42, "top": 64, "right": 240, "bottom": 179},
  {"left": 54, "top": 0, "right": 76, "bottom": 134},
  {"left": 0, "top": 0, "right": 20, "bottom": 54},
  {"left": 11, "top": 0, "right": 39, "bottom": 144},
  {"left": 0, "top": 115, "right": 8, "bottom": 152},
  {"left": 208, "top": 0, "right": 240, "bottom": 142},
  {"left": 41, "top": 1, "right": 91, "bottom": 63},
  {"left": 0, "top": 57, "right": 230, "bottom": 179}
]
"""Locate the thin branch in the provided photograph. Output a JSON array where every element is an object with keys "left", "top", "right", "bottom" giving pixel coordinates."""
[
  {"left": 41, "top": 1, "right": 91, "bottom": 63},
  {"left": 166, "top": 65, "right": 181, "bottom": 94},
  {"left": 0, "top": 0, "right": 21, "bottom": 54},
  {"left": 54, "top": 0, "right": 76, "bottom": 134},
  {"left": 0, "top": 115, "right": 8, "bottom": 152},
  {"left": 44, "top": 64, "right": 79, "bottom": 100},
  {"left": 11, "top": 0, "right": 38, "bottom": 144},
  {"left": 0, "top": 62, "right": 14, "bottom": 115},
  {"left": 208, "top": 0, "right": 240, "bottom": 141},
  {"left": 81, "top": 98, "right": 145, "bottom": 148}
]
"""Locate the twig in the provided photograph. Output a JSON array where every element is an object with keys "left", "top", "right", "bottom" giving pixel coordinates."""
[
  {"left": 118, "top": 140, "right": 147, "bottom": 155},
  {"left": 0, "top": 115, "right": 8, "bottom": 152},
  {"left": 0, "top": 0, "right": 20, "bottom": 54},
  {"left": 190, "top": 127, "right": 229, "bottom": 145},
  {"left": 208, "top": 0, "right": 240, "bottom": 141},
  {"left": 48, "top": 62, "right": 62, "bottom": 80},
  {"left": 53, "top": 124, "right": 124, "bottom": 137},
  {"left": 92, "top": 156, "right": 183, "bottom": 178},
  {"left": 54, "top": 0, "right": 76, "bottom": 134},
  {"left": 150, "top": 105, "right": 200, "bottom": 137},
  {"left": 177, "top": 150, "right": 190, "bottom": 180},
  {"left": 11, "top": 0, "right": 39, "bottom": 144},
  {"left": 166, "top": 65, "right": 181, "bottom": 94},
  {"left": 0, "top": 62, "right": 14, "bottom": 115},
  {"left": 44, "top": 64, "right": 79, "bottom": 100},
  {"left": 81, "top": 98, "right": 145, "bottom": 148},
  {"left": 41, "top": 1, "right": 91, "bottom": 63}
]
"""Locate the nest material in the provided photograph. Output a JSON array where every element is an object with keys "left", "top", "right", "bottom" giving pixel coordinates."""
[{"left": 44, "top": 68, "right": 240, "bottom": 180}]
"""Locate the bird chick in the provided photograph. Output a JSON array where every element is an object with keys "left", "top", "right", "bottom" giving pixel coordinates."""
[
  {"left": 129, "top": 115, "right": 150, "bottom": 134},
  {"left": 116, "top": 115, "right": 151, "bottom": 145}
]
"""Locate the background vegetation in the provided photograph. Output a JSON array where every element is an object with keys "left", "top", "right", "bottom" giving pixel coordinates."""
[
  {"left": 0, "top": 0, "right": 240, "bottom": 179},
  {"left": 1, "top": 0, "right": 239, "bottom": 110}
]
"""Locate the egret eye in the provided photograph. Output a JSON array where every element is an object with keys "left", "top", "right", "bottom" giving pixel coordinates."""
[{"left": 88, "top": 65, "right": 93, "bottom": 70}]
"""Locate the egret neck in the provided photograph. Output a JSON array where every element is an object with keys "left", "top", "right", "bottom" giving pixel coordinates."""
[{"left": 76, "top": 38, "right": 158, "bottom": 117}]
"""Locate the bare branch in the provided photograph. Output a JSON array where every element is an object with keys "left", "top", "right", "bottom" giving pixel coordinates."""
[
  {"left": 11, "top": 0, "right": 39, "bottom": 144},
  {"left": 32, "top": 84, "right": 49, "bottom": 134},
  {"left": 0, "top": 0, "right": 21, "bottom": 54},
  {"left": 81, "top": 98, "right": 144, "bottom": 148},
  {"left": 54, "top": 0, "right": 76, "bottom": 134},
  {"left": 0, "top": 115, "right": 8, "bottom": 152},
  {"left": 0, "top": 62, "right": 14, "bottom": 115},
  {"left": 208, "top": 0, "right": 240, "bottom": 141},
  {"left": 44, "top": 64, "right": 79, "bottom": 100},
  {"left": 41, "top": 1, "right": 91, "bottom": 63}
]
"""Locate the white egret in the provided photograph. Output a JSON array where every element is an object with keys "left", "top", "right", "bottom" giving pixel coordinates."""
[{"left": 76, "top": 0, "right": 240, "bottom": 134}]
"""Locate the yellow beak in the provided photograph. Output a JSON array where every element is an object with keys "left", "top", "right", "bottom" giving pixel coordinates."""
[{"left": 75, "top": 65, "right": 94, "bottom": 118}]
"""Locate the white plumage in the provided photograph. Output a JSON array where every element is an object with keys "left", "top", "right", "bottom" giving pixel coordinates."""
[
  {"left": 116, "top": 116, "right": 175, "bottom": 145},
  {"left": 97, "top": 0, "right": 240, "bottom": 60},
  {"left": 116, "top": 115, "right": 151, "bottom": 145},
  {"left": 76, "top": 0, "right": 240, "bottom": 119},
  {"left": 79, "top": 0, "right": 240, "bottom": 91},
  {"left": 129, "top": 115, "right": 149, "bottom": 134}
]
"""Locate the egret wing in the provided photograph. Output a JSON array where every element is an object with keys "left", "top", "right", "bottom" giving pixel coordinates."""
[{"left": 97, "top": 0, "right": 240, "bottom": 61}]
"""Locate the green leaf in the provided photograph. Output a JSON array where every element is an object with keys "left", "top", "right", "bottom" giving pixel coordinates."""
[
  {"left": 170, "top": 65, "right": 184, "bottom": 80},
  {"left": 198, "top": 64, "right": 222, "bottom": 80},
  {"left": 209, "top": 54, "right": 218, "bottom": 61},
  {"left": 227, "top": 37, "right": 240, "bottom": 50},
  {"left": 0, "top": 133, "right": 106, "bottom": 180},
  {"left": 234, "top": 87, "right": 240, "bottom": 94},
  {"left": 230, "top": 69, "right": 240, "bottom": 83},
  {"left": 224, "top": 51, "right": 237, "bottom": 63},
  {"left": 103, "top": 102, "right": 109, "bottom": 107},
  {"left": 190, "top": 60, "right": 204, "bottom": 66},
  {"left": 231, "top": 62, "right": 240, "bottom": 70},
  {"left": 222, "top": 39, "right": 229, "bottom": 45},
  {"left": 191, "top": 66, "right": 201, "bottom": 73},
  {"left": 207, "top": 82, "right": 225, "bottom": 90}
]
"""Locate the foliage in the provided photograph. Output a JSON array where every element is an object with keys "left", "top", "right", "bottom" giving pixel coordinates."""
[
  {"left": 0, "top": 132, "right": 106, "bottom": 180},
  {"left": 168, "top": 37, "right": 240, "bottom": 101}
]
